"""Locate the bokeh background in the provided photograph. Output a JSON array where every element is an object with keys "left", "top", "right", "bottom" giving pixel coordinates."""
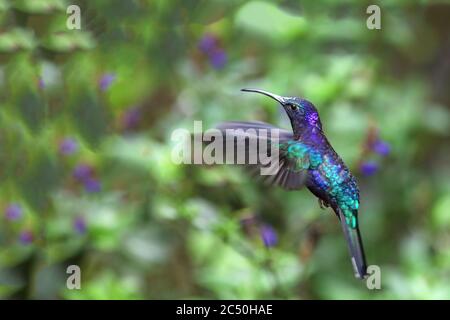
[{"left": 1, "top": 0, "right": 450, "bottom": 299}]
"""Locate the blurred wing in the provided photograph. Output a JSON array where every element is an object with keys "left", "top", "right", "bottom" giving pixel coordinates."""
[{"left": 215, "top": 121, "right": 309, "bottom": 190}]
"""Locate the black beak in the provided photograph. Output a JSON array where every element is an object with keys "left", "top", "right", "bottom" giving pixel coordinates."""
[{"left": 241, "top": 88, "right": 287, "bottom": 105}]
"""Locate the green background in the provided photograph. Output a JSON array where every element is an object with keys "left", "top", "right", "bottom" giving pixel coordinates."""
[{"left": 0, "top": 0, "right": 449, "bottom": 299}]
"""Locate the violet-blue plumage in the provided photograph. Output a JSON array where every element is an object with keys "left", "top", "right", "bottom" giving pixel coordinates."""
[{"left": 215, "top": 89, "right": 368, "bottom": 279}]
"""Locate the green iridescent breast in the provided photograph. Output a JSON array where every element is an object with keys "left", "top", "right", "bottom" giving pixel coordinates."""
[
  {"left": 319, "top": 155, "right": 360, "bottom": 228},
  {"left": 280, "top": 141, "right": 322, "bottom": 172},
  {"left": 280, "top": 141, "right": 360, "bottom": 229}
]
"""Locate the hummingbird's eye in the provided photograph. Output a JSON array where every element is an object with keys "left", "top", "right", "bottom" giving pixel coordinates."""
[{"left": 289, "top": 104, "right": 298, "bottom": 111}]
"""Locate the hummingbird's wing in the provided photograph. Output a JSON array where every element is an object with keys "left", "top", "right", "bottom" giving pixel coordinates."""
[{"left": 215, "top": 121, "right": 309, "bottom": 190}]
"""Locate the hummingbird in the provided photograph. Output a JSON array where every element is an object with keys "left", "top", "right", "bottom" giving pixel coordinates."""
[{"left": 216, "top": 88, "right": 367, "bottom": 279}]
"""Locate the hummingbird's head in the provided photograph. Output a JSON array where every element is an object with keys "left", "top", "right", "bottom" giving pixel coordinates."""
[{"left": 241, "top": 88, "right": 322, "bottom": 133}]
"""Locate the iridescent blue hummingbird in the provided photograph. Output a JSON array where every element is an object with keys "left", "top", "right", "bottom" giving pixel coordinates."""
[{"left": 217, "top": 89, "right": 367, "bottom": 279}]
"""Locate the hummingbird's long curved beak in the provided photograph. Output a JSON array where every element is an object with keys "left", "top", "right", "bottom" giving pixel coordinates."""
[{"left": 241, "top": 88, "right": 287, "bottom": 105}]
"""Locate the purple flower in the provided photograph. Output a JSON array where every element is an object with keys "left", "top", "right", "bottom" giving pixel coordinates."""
[
  {"left": 372, "top": 140, "right": 390, "bottom": 156},
  {"left": 19, "top": 230, "right": 33, "bottom": 245},
  {"left": 260, "top": 224, "right": 278, "bottom": 248},
  {"left": 59, "top": 137, "right": 78, "bottom": 156},
  {"left": 99, "top": 73, "right": 116, "bottom": 91},
  {"left": 198, "top": 34, "right": 217, "bottom": 54},
  {"left": 72, "top": 164, "right": 101, "bottom": 193},
  {"left": 84, "top": 178, "right": 101, "bottom": 193},
  {"left": 198, "top": 33, "right": 227, "bottom": 69},
  {"left": 38, "top": 77, "right": 45, "bottom": 89},
  {"left": 73, "top": 164, "right": 93, "bottom": 182},
  {"left": 360, "top": 161, "right": 379, "bottom": 176},
  {"left": 209, "top": 49, "right": 227, "bottom": 69},
  {"left": 121, "top": 107, "right": 141, "bottom": 130},
  {"left": 5, "top": 203, "right": 22, "bottom": 221},
  {"left": 73, "top": 216, "right": 87, "bottom": 234}
]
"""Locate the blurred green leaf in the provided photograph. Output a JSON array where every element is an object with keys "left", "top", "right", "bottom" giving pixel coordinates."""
[
  {"left": 235, "top": 1, "right": 307, "bottom": 42},
  {"left": 0, "top": 28, "right": 37, "bottom": 52},
  {"left": 12, "top": 0, "right": 67, "bottom": 14},
  {"left": 71, "top": 92, "right": 108, "bottom": 147}
]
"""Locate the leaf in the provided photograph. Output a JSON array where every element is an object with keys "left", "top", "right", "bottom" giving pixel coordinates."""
[
  {"left": 41, "top": 32, "right": 97, "bottom": 53},
  {"left": 71, "top": 93, "right": 108, "bottom": 148},
  {"left": 0, "top": 28, "right": 37, "bottom": 52},
  {"left": 432, "top": 195, "right": 450, "bottom": 229},
  {"left": 17, "top": 88, "right": 46, "bottom": 132},
  {"left": 235, "top": 1, "right": 307, "bottom": 42},
  {"left": 19, "top": 154, "right": 62, "bottom": 211},
  {"left": 12, "top": 0, "right": 66, "bottom": 14}
]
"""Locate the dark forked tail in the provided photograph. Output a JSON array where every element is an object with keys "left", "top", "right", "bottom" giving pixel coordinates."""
[{"left": 336, "top": 208, "right": 367, "bottom": 279}]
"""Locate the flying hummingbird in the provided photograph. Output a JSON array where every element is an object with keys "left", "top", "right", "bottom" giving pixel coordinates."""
[{"left": 216, "top": 88, "right": 367, "bottom": 279}]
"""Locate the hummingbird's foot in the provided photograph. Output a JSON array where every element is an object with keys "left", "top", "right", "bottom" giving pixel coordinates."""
[{"left": 318, "top": 199, "right": 330, "bottom": 210}]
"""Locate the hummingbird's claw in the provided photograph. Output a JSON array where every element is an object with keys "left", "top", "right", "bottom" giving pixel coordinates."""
[{"left": 318, "top": 199, "right": 329, "bottom": 210}]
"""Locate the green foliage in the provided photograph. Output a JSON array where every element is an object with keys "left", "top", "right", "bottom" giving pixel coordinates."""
[{"left": 0, "top": 0, "right": 449, "bottom": 299}]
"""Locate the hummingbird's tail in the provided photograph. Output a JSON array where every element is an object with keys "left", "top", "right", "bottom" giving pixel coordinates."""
[{"left": 336, "top": 208, "right": 367, "bottom": 279}]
